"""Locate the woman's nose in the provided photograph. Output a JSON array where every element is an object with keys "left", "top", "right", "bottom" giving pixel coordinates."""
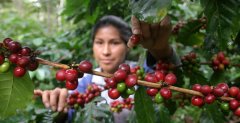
[{"left": 103, "top": 44, "right": 111, "bottom": 55}]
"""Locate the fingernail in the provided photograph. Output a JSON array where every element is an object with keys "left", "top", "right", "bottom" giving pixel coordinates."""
[
  {"left": 45, "top": 103, "right": 49, "bottom": 108},
  {"left": 52, "top": 106, "right": 56, "bottom": 112},
  {"left": 58, "top": 107, "right": 62, "bottom": 112}
]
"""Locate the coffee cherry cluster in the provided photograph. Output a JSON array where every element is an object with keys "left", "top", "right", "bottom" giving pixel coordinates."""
[
  {"left": 129, "top": 34, "right": 140, "bottom": 45},
  {"left": 55, "top": 60, "right": 92, "bottom": 90},
  {"left": 110, "top": 98, "right": 134, "bottom": 112},
  {"left": 211, "top": 52, "right": 230, "bottom": 71},
  {"left": 105, "top": 63, "right": 137, "bottom": 99},
  {"left": 191, "top": 83, "right": 240, "bottom": 116},
  {"left": 181, "top": 52, "right": 200, "bottom": 71},
  {"left": 130, "top": 65, "right": 145, "bottom": 79},
  {"left": 0, "top": 38, "right": 39, "bottom": 77},
  {"left": 67, "top": 84, "right": 101, "bottom": 108},
  {"left": 155, "top": 60, "right": 175, "bottom": 74},
  {"left": 172, "top": 16, "right": 207, "bottom": 35}
]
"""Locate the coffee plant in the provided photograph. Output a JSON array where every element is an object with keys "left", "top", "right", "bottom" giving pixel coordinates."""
[{"left": 1, "top": 0, "right": 240, "bottom": 123}]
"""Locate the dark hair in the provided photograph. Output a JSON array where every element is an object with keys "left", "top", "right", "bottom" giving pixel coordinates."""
[{"left": 91, "top": 15, "right": 132, "bottom": 44}]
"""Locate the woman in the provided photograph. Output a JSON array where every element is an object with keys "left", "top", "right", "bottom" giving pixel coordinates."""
[{"left": 34, "top": 15, "right": 178, "bottom": 122}]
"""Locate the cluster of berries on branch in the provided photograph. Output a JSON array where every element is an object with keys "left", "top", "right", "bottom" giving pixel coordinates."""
[
  {"left": 67, "top": 84, "right": 102, "bottom": 108},
  {"left": 55, "top": 60, "right": 93, "bottom": 90},
  {"left": 211, "top": 52, "right": 230, "bottom": 71},
  {"left": 110, "top": 98, "right": 134, "bottom": 112},
  {"left": 181, "top": 52, "right": 200, "bottom": 72},
  {"left": 0, "top": 38, "right": 39, "bottom": 77},
  {"left": 191, "top": 83, "right": 240, "bottom": 116}
]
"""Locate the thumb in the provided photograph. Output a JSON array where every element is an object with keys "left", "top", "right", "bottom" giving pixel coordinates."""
[{"left": 33, "top": 89, "right": 43, "bottom": 99}]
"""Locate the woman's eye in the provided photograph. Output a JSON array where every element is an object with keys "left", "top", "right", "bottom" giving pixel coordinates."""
[{"left": 95, "top": 41, "right": 103, "bottom": 45}]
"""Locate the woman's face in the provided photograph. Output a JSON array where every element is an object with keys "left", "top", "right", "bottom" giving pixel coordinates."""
[{"left": 93, "top": 25, "right": 128, "bottom": 74}]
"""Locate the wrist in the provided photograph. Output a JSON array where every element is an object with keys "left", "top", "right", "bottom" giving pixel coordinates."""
[{"left": 148, "top": 45, "right": 173, "bottom": 61}]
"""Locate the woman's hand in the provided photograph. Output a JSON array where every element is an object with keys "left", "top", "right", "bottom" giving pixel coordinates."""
[
  {"left": 34, "top": 88, "right": 68, "bottom": 113},
  {"left": 128, "top": 16, "right": 172, "bottom": 61}
]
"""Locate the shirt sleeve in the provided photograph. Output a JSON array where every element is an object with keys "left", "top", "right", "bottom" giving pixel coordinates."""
[{"left": 144, "top": 48, "right": 181, "bottom": 72}]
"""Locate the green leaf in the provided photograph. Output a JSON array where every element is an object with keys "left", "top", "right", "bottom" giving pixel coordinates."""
[
  {"left": 156, "top": 104, "right": 171, "bottom": 123},
  {"left": 0, "top": 67, "right": 34, "bottom": 119},
  {"left": 176, "top": 20, "right": 205, "bottom": 46},
  {"left": 188, "top": 70, "right": 208, "bottom": 85},
  {"left": 200, "top": 0, "right": 240, "bottom": 50},
  {"left": 209, "top": 71, "right": 225, "bottom": 85},
  {"left": 134, "top": 87, "right": 155, "bottom": 123},
  {"left": 200, "top": 103, "right": 226, "bottom": 123}
]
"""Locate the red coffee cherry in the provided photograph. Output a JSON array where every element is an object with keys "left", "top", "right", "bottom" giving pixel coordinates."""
[
  {"left": 191, "top": 96, "right": 204, "bottom": 107},
  {"left": 118, "top": 63, "right": 130, "bottom": 74},
  {"left": 229, "top": 99, "right": 239, "bottom": 110},
  {"left": 213, "top": 87, "right": 224, "bottom": 97},
  {"left": 108, "top": 88, "right": 120, "bottom": 99},
  {"left": 78, "top": 60, "right": 92, "bottom": 73},
  {"left": 3, "top": 38, "right": 12, "bottom": 47},
  {"left": 65, "top": 69, "right": 79, "bottom": 81},
  {"left": 8, "top": 54, "right": 18, "bottom": 64},
  {"left": 216, "top": 82, "right": 229, "bottom": 93},
  {"left": 130, "top": 34, "right": 140, "bottom": 44},
  {"left": 234, "top": 107, "right": 240, "bottom": 116},
  {"left": 8, "top": 41, "right": 22, "bottom": 53},
  {"left": 56, "top": 69, "right": 66, "bottom": 81},
  {"left": 144, "top": 73, "right": 158, "bottom": 83},
  {"left": 14, "top": 66, "right": 26, "bottom": 77},
  {"left": 114, "top": 69, "right": 127, "bottom": 82},
  {"left": 204, "top": 94, "right": 216, "bottom": 104},
  {"left": 164, "top": 73, "right": 177, "bottom": 85},
  {"left": 20, "top": 47, "right": 32, "bottom": 56},
  {"left": 160, "top": 87, "right": 172, "bottom": 99},
  {"left": 201, "top": 85, "right": 212, "bottom": 95},
  {"left": 192, "top": 84, "right": 202, "bottom": 92},
  {"left": 65, "top": 80, "right": 78, "bottom": 90},
  {"left": 125, "top": 74, "right": 137, "bottom": 87},
  {"left": 154, "top": 70, "right": 165, "bottom": 81},
  {"left": 17, "top": 56, "right": 30, "bottom": 67},
  {"left": 146, "top": 88, "right": 158, "bottom": 97},
  {"left": 228, "top": 86, "right": 240, "bottom": 97},
  {"left": 27, "top": 60, "right": 39, "bottom": 71}
]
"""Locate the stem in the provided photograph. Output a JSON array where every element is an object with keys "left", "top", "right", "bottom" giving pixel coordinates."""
[{"left": 36, "top": 57, "right": 234, "bottom": 101}]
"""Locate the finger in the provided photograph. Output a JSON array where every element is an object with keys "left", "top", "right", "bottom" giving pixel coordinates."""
[
  {"left": 50, "top": 88, "right": 60, "bottom": 112},
  {"left": 58, "top": 88, "right": 68, "bottom": 112},
  {"left": 131, "top": 16, "right": 141, "bottom": 34},
  {"left": 34, "top": 89, "right": 43, "bottom": 96},
  {"left": 63, "top": 107, "right": 69, "bottom": 113},
  {"left": 140, "top": 21, "right": 151, "bottom": 40},
  {"left": 42, "top": 90, "right": 51, "bottom": 108}
]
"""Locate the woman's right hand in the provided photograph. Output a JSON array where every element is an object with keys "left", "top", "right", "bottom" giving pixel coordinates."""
[{"left": 34, "top": 88, "right": 69, "bottom": 113}]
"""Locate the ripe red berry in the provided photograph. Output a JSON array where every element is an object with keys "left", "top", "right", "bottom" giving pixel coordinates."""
[
  {"left": 216, "top": 82, "right": 229, "bottom": 93},
  {"left": 0, "top": 54, "right": 4, "bottom": 65},
  {"left": 8, "top": 41, "right": 22, "bottom": 53},
  {"left": 228, "top": 86, "right": 240, "bottom": 97},
  {"left": 130, "top": 34, "right": 140, "bottom": 44},
  {"left": 17, "top": 56, "right": 30, "bottom": 67},
  {"left": 191, "top": 96, "right": 204, "bottom": 107},
  {"left": 229, "top": 99, "right": 239, "bottom": 110},
  {"left": 222, "top": 58, "right": 229, "bottom": 66},
  {"left": 3, "top": 38, "right": 12, "bottom": 47},
  {"left": 154, "top": 70, "right": 165, "bottom": 81},
  {"left": 118, "top": 63, "right": 130, "bottom": 74},
  {"left": 217, "top": 52, "right": 225, "bottom": 61},
  {"left": 212, "top": 58, "right": 220, "bottom": 66},
  {"left": 78, "top": 60, "right": 92, "bottom": 73},
  {"left": 114, "top": 69, "right": 127, "bottom": 82},
  {"left": 204, "top": 94, "right": 215, "bottom": 104},
  {"left": 20, "top": 47, "right": 31, "bottom": 56},
  {"left": 213, "top": 87, "right": 224, "bottom": 97},
  {"left": 160, "top": 87, "right": 172, "bottom": 99},
  {"left": 144, "top": 73, "right": 158, "bottom": 83},
  {"left": 8, "top": 54, "right": 18, "bottom": 64},
  {"left": 125, "top": 74, "right": 137, "bottom": 87},
  {"left": 234, "top": 107, "right": 240, "bottom": 116},
  {"left": 27, "top": 61, "right": 39, "bottom": 71},
  {"left": 14, "top": 66, "right": 26, "bottom": 77},
  {"left": 146, "top": 88, "right": 158, "bottom": 97},
  {"left": 164, "top": 73, "right": 177, "bottom": 85},
  {"left": 65, "top": 80, "right": 78, "bottom": 90},
  {"left": 105, "top": 77, "right": 117, "bottom": 88},
  {"left": 192, "top": 84, "right": 202, "bottom": 92},
  {"left": 201, "top": 85, "right": 212, "bottom": 95},
  {"left": 108, "top": 88, "right": 120, "bottom": 99},
  {"left": 56, "top": 69, "right": 66, "bottom": 81},
  {"left": 65, "top": 69, "right": 79, "bottom": 81}
]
